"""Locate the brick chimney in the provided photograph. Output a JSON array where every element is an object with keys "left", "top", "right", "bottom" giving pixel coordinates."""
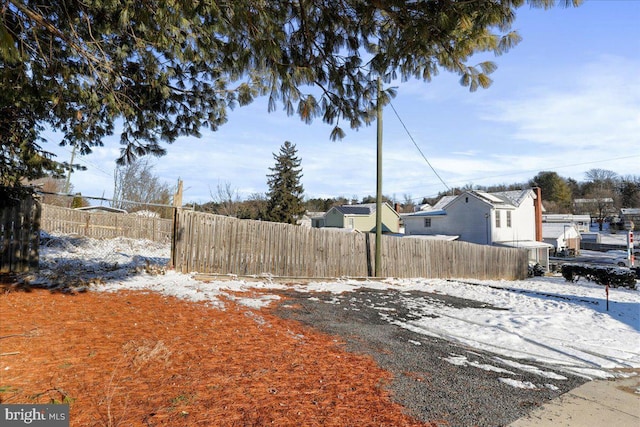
[{"left": 533, "top": 187, "right": 543, "bottom": 241}]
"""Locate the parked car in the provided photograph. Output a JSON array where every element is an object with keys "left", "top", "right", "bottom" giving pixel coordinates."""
[{"left": 607, "top": 250, "right": 639, "bottom": 267}]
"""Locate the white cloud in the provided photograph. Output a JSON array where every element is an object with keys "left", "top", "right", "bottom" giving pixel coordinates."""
[{"left": 484, "top": 55, "right": 640, "bottom": 153}]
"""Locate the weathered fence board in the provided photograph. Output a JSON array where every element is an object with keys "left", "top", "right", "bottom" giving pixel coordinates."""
[
  {"left": 1, "top": 197, "right": 41, "bottom": 273},
  {"left": 173, "top": 210, "right": 528, "bottom": 280},
  {"left": 40, "top": 204, "right": 173, "bottom": 243}
]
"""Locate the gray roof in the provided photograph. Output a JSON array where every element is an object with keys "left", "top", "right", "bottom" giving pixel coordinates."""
[
  {"left": 489, "top": 190, "right": 532, "bottom": 207},
  {"left": 334, "top": 203, "right": 376, "bottom": 215},
  {"left": 408, "top": 189, "right": 534, "bottom": 217},
  {"left": 431, "top": 195, "right": 457, "bottom": 210}
]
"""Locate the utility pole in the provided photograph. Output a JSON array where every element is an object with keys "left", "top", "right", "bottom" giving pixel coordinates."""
[
  {"left": 64, "top": 144, "right": 76, "bottom": 194},
  {"left": 375, "top": 78, "right": 383, "bottom": 277}
]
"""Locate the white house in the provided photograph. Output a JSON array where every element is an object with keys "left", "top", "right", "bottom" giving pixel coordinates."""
[{"left": 403, "top": 189, "right": 552, "bottom": 270}]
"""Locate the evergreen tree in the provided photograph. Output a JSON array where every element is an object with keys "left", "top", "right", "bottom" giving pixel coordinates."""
[
  {"left": 265, "top": 141, "right": 305, "bottom": 224},
  {"left": 618, "top": 176, "right": 640, "bottom": 208},
  {"left": 1, "top": 0, "right": 581, "bottom": 184},
  {"left": 529, "top": 171, "right": 572, "bottom": 212}
]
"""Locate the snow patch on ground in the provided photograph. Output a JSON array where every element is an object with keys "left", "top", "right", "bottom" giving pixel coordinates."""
[{"left": 32, "top": 233, "right": 640, "bottom": 380}]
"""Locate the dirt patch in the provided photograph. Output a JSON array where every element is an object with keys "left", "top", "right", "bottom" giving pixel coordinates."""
[{"left": 0, "top": 287, "right": 438, "bottom": 426}]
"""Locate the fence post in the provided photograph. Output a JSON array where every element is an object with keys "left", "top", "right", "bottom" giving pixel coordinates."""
[{"left": 170, "top": 207, "right": 179, "bottom": 269}]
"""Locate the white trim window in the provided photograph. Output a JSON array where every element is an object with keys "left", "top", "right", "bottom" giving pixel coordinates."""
[
  {"left": 495, "top": 211, "right": 501, "bottom": 228},
  {"left": 506, "top": 211, "right": 512, "bottom": 228}
]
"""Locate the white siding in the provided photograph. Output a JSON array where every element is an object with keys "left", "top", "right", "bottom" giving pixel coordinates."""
[
  {"left": 444, "top": 195, "right": 492, "bottom": 244},
  {"left": 404, "top": 214, "right": 448, "bottom": 236},
  {"left": 403, "top": 190, "right": 537, "bottom": 246}
]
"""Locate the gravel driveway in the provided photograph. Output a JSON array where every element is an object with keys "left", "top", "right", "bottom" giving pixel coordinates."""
[{"left": 272, "top": 287, "right": 589, "bottom": 427}]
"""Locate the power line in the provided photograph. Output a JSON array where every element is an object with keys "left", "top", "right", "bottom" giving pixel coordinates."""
[
  {"left": 56, "top": 145, "right": 114, "bottom": 178},
  {"left": 385, "top": 100, "right": 639, "bottom": 201},
  {"left": 430, "top": 154, "right": 640, "bottom": 190},
  {"left": 401, "top": 154, "right": 640, "bottom": 202},
  {"left": 389, "top": 101, "right": 451, "bottom": 193},
  {"left": 35, "top": 189, "right": 183, "bottom": 209}
]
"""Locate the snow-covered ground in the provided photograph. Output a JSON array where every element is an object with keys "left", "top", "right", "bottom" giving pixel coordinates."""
[{"left": 33, "top": 233, "right": 640, "bottom": 382}]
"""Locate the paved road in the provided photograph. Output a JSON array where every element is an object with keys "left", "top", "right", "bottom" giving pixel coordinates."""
[{"left": 272, "top": 287, "right": 589, "bottom": 427}]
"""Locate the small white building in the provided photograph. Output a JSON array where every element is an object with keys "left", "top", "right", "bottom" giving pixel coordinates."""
[{"left": 542, "top": 223, "right": 581, "bottom": 255}]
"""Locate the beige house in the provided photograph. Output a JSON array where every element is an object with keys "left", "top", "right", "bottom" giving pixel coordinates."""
[{"left": 320, "top": 203, "right": 400, "bottom": 233}]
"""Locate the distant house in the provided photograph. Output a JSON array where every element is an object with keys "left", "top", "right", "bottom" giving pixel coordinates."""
[
  {"left": 573, "top": 197, "right": 615, "bottom": 218},
  {"left": 298, "top": 212, "right": 326, "bottom": 228},
  {"left": 542, "top": 214, "right": 591, "bottom": 233},
  {"left": 319, "top": 203, "right": 400, "bottom": 233},
  {"left": 403, "top": 189, "right": 552, "bottom": 270},
  {"left": 619, "top": 208, "right": 640, "bottom": 231},
  {"left": 542, "top": 223, "right": 581, "bottom": 255}
]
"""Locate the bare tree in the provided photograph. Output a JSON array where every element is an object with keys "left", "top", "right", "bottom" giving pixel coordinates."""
[
  {"left": 237, "top": 193, "right": 268, "bottom": 220},
  {"left": 28, "top": 176, "right": 89, "bottom": 208},
  {"left": 402, "top": 194, "right": 416, "bottom": 213},
  {"left": 577, "top": 188, "right": 616, "bottom": 231},
  {"left": 585, "top": 169, "right": 618, "bottom": 188},
  {"left": 112, "top": 159, "right": 173, "bottom": 217},
  {"left": 209, "top": 181, "right": 241, "bottom": 217}
]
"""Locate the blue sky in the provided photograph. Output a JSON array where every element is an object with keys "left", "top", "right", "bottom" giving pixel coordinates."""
[{"left": 47, "top": 0, "right": 640, "bottom": 205}]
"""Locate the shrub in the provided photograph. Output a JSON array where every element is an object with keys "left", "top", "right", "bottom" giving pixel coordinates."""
[{"left": 561, "top": 263, "right": 637, "bottom": 289}]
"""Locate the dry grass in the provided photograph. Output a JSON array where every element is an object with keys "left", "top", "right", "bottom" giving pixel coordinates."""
[{"left": 0, "top": 284, "right": 439, "bottom": 426}]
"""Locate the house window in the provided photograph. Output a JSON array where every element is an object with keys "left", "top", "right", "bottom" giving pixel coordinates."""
[
  {"left": 506, "top": 211, "right": 512, "bottom": 228},
  {"left": 424, "top": 218, "right": 431, "bottom": 228},
  {"left": 495, "top": 211, "right": 501, "bottom": 228}
]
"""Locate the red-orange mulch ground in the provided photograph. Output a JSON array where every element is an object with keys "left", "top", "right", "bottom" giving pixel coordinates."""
[{"left": 0, "top": 285, "right": 441, "bottom": 426}]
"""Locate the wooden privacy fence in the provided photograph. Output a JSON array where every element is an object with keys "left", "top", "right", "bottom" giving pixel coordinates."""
[
  {"left": 40, "top": 204, "right": 173, "bottom": 243},
  {"left": 173, "top": 210, "right": 529, "bottom": 280},
  {"left": 1, "top": 196, "right": 41, "bottom": 273}
]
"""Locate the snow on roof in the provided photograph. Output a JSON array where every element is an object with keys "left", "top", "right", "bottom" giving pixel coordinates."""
[
  {"left": 422, "top": 195, "right": 456, "bottom": 212},
  {"left": 403, "top": 209, "right": 447, "bottom": 217},
  {"left": 621, "top": 208, "right": 640, "bottom": 215},
  {"left": 542, "top": 223, "right": 579, "bottom": 239},
  {"left": 490, "top": 189, "right": 532, "bottom": 207},
  {"left": 403, "top": 234, "right": 459, "bottom": 241},
  {"left": 495, "top": 240, "right": 554, "bottom": 249},
  {"left": 474, "top": 191, "right": 506, "bottom": 204},
  {"left": 543, "top": 214, "right": 591, "bottom": 222}
]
